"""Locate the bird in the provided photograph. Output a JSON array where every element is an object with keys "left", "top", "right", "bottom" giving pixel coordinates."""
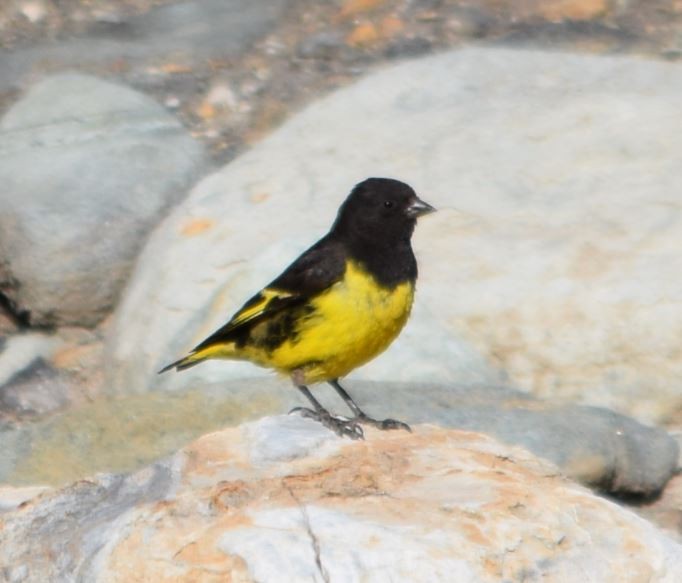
[{"left": 160, "top": 177, "right": 435, "bottom": 439}]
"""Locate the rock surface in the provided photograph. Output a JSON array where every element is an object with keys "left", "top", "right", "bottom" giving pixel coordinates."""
[
  {"left": 0, "top": 73, "right": 208, "bottom": 327},
  {"left": 0, "top": 380, "right": 677, "bottom": 498},
  {"left": 0, "top": 310, "right": 17, "bottom": 336},
  {"left": 1, "top": 416, "right": 681, "bottom": 582},
  {"left": 0, "top": 0, "right": 290, "bottom": 94},
  {"left": 108, "top": 47, "right": 682, "bottom": 424},
  {"left": 637, "top": 472, "right": 682, "bottom": 542},
  {"left": 0, "top": 333, "right": 60, "bottom": 390}
]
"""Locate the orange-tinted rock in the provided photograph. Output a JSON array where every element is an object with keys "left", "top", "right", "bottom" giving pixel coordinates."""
[
  {"left": 380, "top": 15, "right": 405, "bottom": 38},
  {"left": 180, "top": 218, "right": 216, "bottom": 237},
  {"left": 346, "top": 22, "right": 380, "bottom": 48},
  {"left": 2, "top": 417, "right": 681, "bottom": 581},
  {"left": 539, "top": 0, "right": 609, "bottom": 22},
  {"left": 339, "top": 0, "right": 386, "bottom": 19}
]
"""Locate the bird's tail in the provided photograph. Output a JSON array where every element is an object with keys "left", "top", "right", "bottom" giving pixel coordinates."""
[{"left": 158, "top": 343, "right": 236, "bottom": 374}]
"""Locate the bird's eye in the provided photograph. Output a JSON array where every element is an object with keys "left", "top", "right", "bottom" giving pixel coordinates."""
[{"left": 384, "top": 200, "right": 394, "bottom": 208}]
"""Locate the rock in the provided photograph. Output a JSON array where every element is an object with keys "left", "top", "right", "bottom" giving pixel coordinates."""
[
  {"left": 0, "top": 328, "right": 105, "bottom": 426},
  {"left": 0, "top": 310, "right": 17, "bottom": 336},
  {"left": 333, "top": 382, "right": 680, "bottom": 497},
  {"left": 529, "top": 0, "right": 609, "bottom": 23},
  {"left": 0, "top": 380, "right": 676, "bottom": 498},
  {"left": 18, "top": 1, "right": 48, "bottom": 25},
  {"left": 0, "top": 73, "right": 209, "bottom": 328},
  {"left": 0, "top": 333, "right": 61, "bottom": 389},
  {"left": 1, "top": 379, "right": 288, "bottom": 487},
  {"left": 0, "top": 358, "right": 71, "bottom": 421},
  {"left": 637, "top": 473, "right": 682, "bottom": 542},
  {"left": 0, "top": 0, "right": 290, "bottom": 94},
  {"left": 1, "top": 417, "right": 681, "bottom": 582},
  {"left": 297, "top": 32, "right": 346, "bottom": 60},
  {"left": 108, "top": 48, "right": 682, "bottom": 425},
  {"left": 0, "top": 485, "right": 51, "bottom": 513},
  {"left": 384, "top": 36, "right": 433, "bottom": 58}
]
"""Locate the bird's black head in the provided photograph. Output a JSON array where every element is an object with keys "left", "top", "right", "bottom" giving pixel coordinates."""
[{"left": 331, "top": 177, "right": 435, "bottom": 244}]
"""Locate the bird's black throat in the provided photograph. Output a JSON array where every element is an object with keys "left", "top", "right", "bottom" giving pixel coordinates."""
[{"left": 341, "top": 232, "right": 417, "bottom": 289}]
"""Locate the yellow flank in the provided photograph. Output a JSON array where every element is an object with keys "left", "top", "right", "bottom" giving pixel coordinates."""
[{"left": 247, "top": 260, "right": 414, "bottom": 383}]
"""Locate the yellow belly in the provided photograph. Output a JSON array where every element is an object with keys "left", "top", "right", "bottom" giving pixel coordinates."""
[{"left": 261, "top": 261, "right": 414, "bottom": 383}]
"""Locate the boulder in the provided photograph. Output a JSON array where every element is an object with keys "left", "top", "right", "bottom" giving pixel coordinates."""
[
  {"left": 107, "top": 47, "right": 682, "bottom": 424},
  {"left": 1, "top": 380, "right": 676, "bottom": 498},
  {"left": 1, "top": 417, "right": 680, "bottom": 581},
  {"left": 0, "top": 73, "right": 209, "bottom": 327}
]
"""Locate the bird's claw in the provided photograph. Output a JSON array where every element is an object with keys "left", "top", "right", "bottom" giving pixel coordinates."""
[{"left": 289, "top": 407, "right": 364, "bottom": 440}]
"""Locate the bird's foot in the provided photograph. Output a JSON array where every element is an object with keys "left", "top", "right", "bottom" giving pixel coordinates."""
[
  {"left": 354, "top": 414, "right": 411, "bottom": 432},
  {"left": 289, "top": 407, "right": 364, "bottom": 440}
]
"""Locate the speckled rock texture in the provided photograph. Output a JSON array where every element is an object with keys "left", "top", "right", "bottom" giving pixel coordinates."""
[{"left": 1, "top": 416, "right": 681, "bottom": 582}]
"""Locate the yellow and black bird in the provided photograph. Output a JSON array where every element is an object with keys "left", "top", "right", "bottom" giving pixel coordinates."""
[{"left": 160, "top": 177, "right": 435, "bottom": 439}]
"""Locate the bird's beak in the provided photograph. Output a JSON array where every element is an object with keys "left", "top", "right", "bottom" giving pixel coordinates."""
[{"left": 406, "top": 197, "right": 436, "bottom": 219}]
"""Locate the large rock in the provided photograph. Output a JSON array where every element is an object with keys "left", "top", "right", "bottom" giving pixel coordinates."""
[
  {"left": 0, "top": 73, "right": 209, "bottom": 327},
  {"left": 1, "top": 417, "right": 680, "bottom": 582},
  {"left": 1, "top": 380, "right": 676, "bottom": 498},
  {"left": 108, "top": 48, "right": 682, "bottom": 424}
]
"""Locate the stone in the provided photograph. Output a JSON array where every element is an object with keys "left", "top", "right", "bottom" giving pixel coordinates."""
[
  {"left": 0, "top": 0, "right": 290, "bottom": 94},
  {"left": 0, "top": 328, "right": 105, "bottom": 427},
  {"left": 346, "top": 22, "right": 381, "bottom": 48},
  {"left": 0, "top": 380, "right": 676, "bottom": 498},
  {"left": 107, "top": 48, "right": 682, "bottom": 425},
  {"left": 18, "top": 1, "right": 48, "bottom": 24},
  {"left": 0, "top": 73, "right": 209, "bottom": 327},
  {"left": 637, "top": 473, "right": 682, "bottom": 542},
  {"left": 0, "top": 310, "right": 17, "bottom": 336},
  {"left": 1, "top": 417, "right": 680, "bottom": 581},
  {"left": 297, "top": 32, "right": 346, "bottom": 60},
  {"left": 0, "top": 358, "right": 71, "bottom": 421},
  {"left": 0, "top": 333, "right": 61, "bottom": 389},
  {"left": 534, "top": 0, "right": 609, "bottom": 23},
  {"left": 0, "top": 485, "right": 51, "bottom": 513}
]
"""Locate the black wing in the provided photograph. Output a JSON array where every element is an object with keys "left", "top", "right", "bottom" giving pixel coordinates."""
[{"left": 192, "top": 235, "right": 346, "bottom": 351}]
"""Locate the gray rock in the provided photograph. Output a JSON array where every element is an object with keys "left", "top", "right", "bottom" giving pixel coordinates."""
[
  {"left": 297, "top": 32, "right": 346, "bottom": 60},
  {"left": 0, "top": 485, "right": 51, "bottom": 514},
  {"left": 0, "top": 310, "right": 17, "bottom": 336},
  {"left": 0, "top": 73, "right": 209, "bottom": 327},
  {"left": 0, "top": 0, "right": 290, "bottom": 94},
  {"left": 0, "top": 358, "right": 71, "bottom": 420},
  {"left": 1, "top": 417, "right": 681, "bottom": 582},
  {"left": 0, "top": 462, "right": 176, "bottom": 581},
  {"left": 316, "top": 381, "right": 680, "bottom": 497},
  {"left": 1, "top": 379, "right": 676, "bottom": 497},
  {"left": 108, "top": 47, "right": 682, "bottom": 424},
  {"left": 0, "top": 333, "right": 61, "bottom": 389}
]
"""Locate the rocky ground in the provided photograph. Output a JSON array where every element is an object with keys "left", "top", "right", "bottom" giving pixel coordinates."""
[
  {"left": 2, "top": 417, "right": 682, "bottom": 582},
  {"left": 1, "top": 1, "right": 682, "bottom": 579},
  {"left": 2, "top": 0, "right": 682, "bottom": 162}
]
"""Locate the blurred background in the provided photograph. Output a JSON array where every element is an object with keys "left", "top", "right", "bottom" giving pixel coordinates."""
[
  {"left": 0, "top": 0, "right": 681, "bottom": 537},
  {"left": 2, "top": 0, "right": 681, "bottom": 162}
]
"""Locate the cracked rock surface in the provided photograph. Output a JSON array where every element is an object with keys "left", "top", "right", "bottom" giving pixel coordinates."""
[{"left": 1, "top": 415, "right": 681, "bottom": 582}]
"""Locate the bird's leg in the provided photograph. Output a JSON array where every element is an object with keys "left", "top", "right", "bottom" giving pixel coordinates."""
[
  {"left": 329, "top": 379, "right": 411, "bottom": 432},
  {"left": 290, "top": 384, "right": 364, "bottom": 440}
]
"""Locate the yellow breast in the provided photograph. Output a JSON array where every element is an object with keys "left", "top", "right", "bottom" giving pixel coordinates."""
[{"left": 269, "top": 260, "right": 414, "bottom": 383}]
